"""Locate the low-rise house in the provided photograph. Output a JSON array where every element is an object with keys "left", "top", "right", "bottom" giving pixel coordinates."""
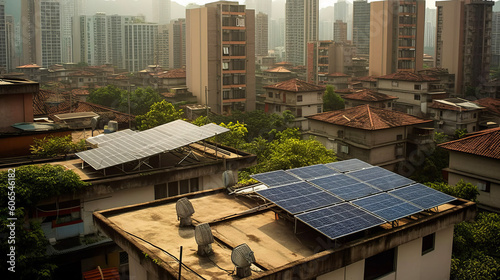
[
  {"left": 473, "top": 97, "right": 500, "bottom": 129},
  {"left": 343, "top": 89, "right": 398, "bottom": 109},
  {"left": 324, "top": 72, "right": 350, "bottom": 89},
  {"left": 439, "top": 127, "right": 500, "bottom": 211},
  {"left": 428, "top": 98, "right": 484, "bottom": 135},
  {"left": 264, "top": 78, "right": 325, "bottom": 130},
  {"left": 68, "top": 71, "right": 98, "bottom": 88},
  {"left": 417, "top": 68, "right": 455, "bottom": 95},
  {"left": 353, "top": 76, "right": 378, "bottom": 89},
  {"left": 305, "top": 105, "right": 433, "bottom": 171}
]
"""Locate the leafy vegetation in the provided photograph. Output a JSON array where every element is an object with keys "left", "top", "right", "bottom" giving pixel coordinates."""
[
  {"left": 135, "top": 100, "right": 183, "bottom": 131},
  {"left": 426, "top": 180, "right": 479, "bottom": 202},
  {"left": 88, "top": 85, "right": 163, "bottom": 115},
  {"left": 87, "top": 85, "right": 125, "bottom": 109},
  {"left": 30, "top": 136, "right": 87, "bottom": 158},
  {"left": 0, "top": 165, "right": 89, "bottom": 279},
  {"left": 323, "top": 85, "right": 345, "bottom": 111}
]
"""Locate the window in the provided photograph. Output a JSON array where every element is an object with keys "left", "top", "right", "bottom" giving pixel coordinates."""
[
  {"left": 340, "top": 144, "right": 349, "bottom": 154},
  {"left": 392, "top": 81, "right": 399, "bottom": 87},
  {"left": 154, "top": 183, "right": 167, "bottom": 199},
  {"left": 236, "top": 17, "right": 245, "bottom": 27},
  {"left": 268, "top": 92, "right": 273, "bottom": 98},
  {"left": 222, "top": 61, "right": 229, "bottom": 70},
  {"left": 168, "top": 181, "right": 178, "bottom": 197},
  {"left": 439, "top": 110, "right": 443, "bottom": 117},
  {"left": 388, "top": 102, "right": 391, "bottom": 107},
  {"left": 297, "top": 95, "right": 303, "bottom": 102},
  {"left": 223, "top": 90, "right": 230, "bottom": 100},
  {"left": 318, "top": 92, "right": 323, "bottom": 101},
  {"left": 473, "top": 113, "right": 477, "bottom": 118},
  {"left": 223, "top": 46, "right": 230, "bottom": 55},
  {"left": 297, "top": 108, "right": 302, "bottom": 117},
  {"left": 422, "top": 233, "right": 435, "bottom": 255},
  {"left": 275, "top": 105, "right": 281, "bottom": 112},
  {"left": 154, "top": 178, "right": 200, "bottom": 199},
  {"left": 414, "top": 84, "right": 421, "bottom": 90},
  {"left": 477, "top": 181, "right": 490, "bottom": 192},
  {"left": 397, "top": 134, "right": 403, "bottom": 141},
  {"left": 317, "top": 105, "right": 322, "bottom": 113},
  {"left": 414, "top": 94, "right": 421, "bottom": 100},
  {"left": 275, "top": 92, "right": 281, "bottom": 99},
  {"left": 364, "top": 248, "right": 396, "bottom": 280}
]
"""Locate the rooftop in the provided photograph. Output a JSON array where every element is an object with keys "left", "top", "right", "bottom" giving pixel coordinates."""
[
  {"left": 343, "top": 89, "right": 398, "bottom": 102},
  {"left": 264, "top": 78, "right": 325, "bottom": 92},
  {"left": 263, "top": 66, "right": 291, "bottom": 73},
  {"left": 354, "top": 76, "right": 378, "bottom": 82},
  {"left": 48, "top": 101, "right": 135, "bottom": 125},
  {"left": 327, "top": 72, "right": 349, "bottom": 77},
  {"left": 307, "top": 105, "right": 432, "bottom": 130},
  {"left": 377, "top": 71, "right": 438, "bottom": 82},
  {"left": 155, "top": 68, "right": 186, "bottom": 79},
  {"left": 16, "top": 64, "right": 42, "bottom": 69},
  {"left": 439, "top": 127, "right": 500, "bottom": 160},
  {"left": 473, "top": 98, "right": 500, "bottom": 116},
  {"left": 429, "top": 98, "right": 485, "bottom": 112},
  {"left": 69, "top": 71, "right": 95, "bottom": 77}
]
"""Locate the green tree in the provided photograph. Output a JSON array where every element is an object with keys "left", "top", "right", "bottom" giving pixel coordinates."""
[
  {"left": 217, "top": 121, "right": 248, "bottom": 149},
  {"left": 30, "top": 136, "right": 87, "bottom": 158},
  {"left": 87, "top": 85, "right": 125, "bottom": 109},
  {"left": 409, "top": 132, "right": 450, "bottom": 183},
  {"left": 0, "top": 165, "right": 89, "bottom": 279},
  {"left": 323, "top": 85, "right": 345, "bottom": 111},
  {"left": 454, "top": 128, "right": 468, "bottom": 140},
  {"left": 135, "top": 100, "right": 183, "bottom": 131},
  {"left": 120, "top": 87, "right": 163, "bottom": 115},
  {"left": 426, "top": 180, "right": 479, "bottom": 202}
]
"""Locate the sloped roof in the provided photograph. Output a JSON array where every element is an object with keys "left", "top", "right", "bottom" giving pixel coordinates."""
[
  {"left": 343, "top": 89, "right": 398, "bottom": 102},
  {"left": 69, "top": 71, "right": 95, "bottom": 77},
  {"left": 377, "top": 71, "right": 438, "bottom": 82},
  {"left": 264, "top": 66, "right": 291, "bottom": 73},
  {"left": 327, "top": 72, "right": 349, "bottom": 77},
  {"left": 307, "top": 105, "right": 431, "bottom": 130},
  {"left": 335, "top": 88, "right": 356, "bottom": 94},
  {"left": 17, "top": 64, "right": 41, "bottom": 69},
  {"left": 354, "top": 76, "right": 378, "bottom": 82},
  {"left": 439, "top": 127, "right": 500, "bottom": 160},
  {"left": 473, "top": 98, "right": 500, "bottom": 116},
  {"left": 49, "top": 101, "right": 135, "bottom": 124},
  {"left": 429, "top": 98, "right": 484, "bottom": 112},
  {"left": 264, "top": 78, "right": 325, "bottom": 92},
  {"left": 156, "top": 68, "right": 186, "bottom": 79}
]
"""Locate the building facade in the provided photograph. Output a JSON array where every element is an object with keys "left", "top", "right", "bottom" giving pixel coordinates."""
[
  {"left": 333, "top": 20, "right": 347, "bottom": 43},
  {"left": 285, "top": 0, "right": 318, "bottom": 66},
  {"left": 186, "top": 1, "right": 256, "bottom": 114},
  {"left": 435, "top": 0, "right": 494, "bottom": 97},
  {"left": 428, "top": 98, "right": 484, "bottom": 135},
  {"left": 353, "top": 0, "right": 370, "bottom": 59},
  {"left": 152, "top": 0, "right": 171, "bottom": 25},
  {"left": 0, "top": 0, "right": 6, "bottom": 72},
  {"left": 255, "top": 12, "right": 269, "bottom": 56},
  {"left": 369, "top": 0, "right": 425, "bottom": 76}
]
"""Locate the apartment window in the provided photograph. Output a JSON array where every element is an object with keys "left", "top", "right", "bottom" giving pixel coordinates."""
[
  {"left": 422, "top": 233, "right": 435, "bottom": 255},
  {"left": 154, "top": 178, "right": 200, "bottom": 199},
  {"left": 317, "top": 92, "right": 323, "bottom": 101},
  {"left": 268, "top": 92, "right": 273, "bottom": 98},
  {"left": 414, "top": 94, "right": 421, "bottom": 100},
  {"left": 296, "top": 108, "right": 302, "bottom": 117},
  {"left": 275, "top": 92, "right": 281, "bottom": 99},
  {"left": 275, "top": 105, "right": 281, "bottom": 112},
  {"left": 317, "top": 105, "right": 322, "bottom": 113},
  {"left": 297, "top": 95, "right": 303, "bottom": 102},
  {"left": 236, "top": 17, "right": 245, "bottom": 27},
  {"left": 414, "top": 84, "right": 421, "bottom": 90},
  {"left": 340, "top": 144, "right": 349, "bottom": 154},
  {"left": 223, "top": 90, "right": 230, "bottom": 100},
  {"left": 388, "top": 102, "right": 392, "bottom": 108},
  {"left": 223, "top": 46, "right": 230, "bottom": 55},
  {"left": 439, "top": 110, "right": 443, "bottom": 117},
  {"left": 397, "top": 134, "right": 403, "bottom": 141},
  {"left": 364, "top": 248, "right": 396, "bottom": 280},
  {"left": 473, "top": 113, "right": 477, "bottom": 118},
  {"left": 477, "top": 181, "right": 490, "bottom": 192},
  {"left": 392, "top": 81, "right": 399, "bottom": 87},
  {"left": 222, "top": 61, "right": 229, "bottom": 70}
]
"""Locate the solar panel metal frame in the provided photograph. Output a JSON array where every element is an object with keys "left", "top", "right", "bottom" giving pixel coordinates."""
[
  {"left": 296, "top": 202, "right": 386, "bottom": 240},
  {"left": 389, "top": 183, "right": 456, "bottom": 210},
  {"left": 286, "top": 164, "right": 339, "bottom": 180},
  {"left": 309, "top": 174, "right": 382, "bottom": 201},
  {"left": 351, "top": 193, "right": 423, "bottom": 222},
  {"left": 250, "top": 170, "right": 303, "bottom": 187},
  {"left": 325, "top": 159, "right": 373, "bottom": 173},
  {"left": 256, "top": 181, "right": 343, "bottom": 214}
]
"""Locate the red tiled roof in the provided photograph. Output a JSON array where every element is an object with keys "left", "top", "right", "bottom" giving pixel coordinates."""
[
  {"left": 327, "top": 72, "right": 349, "bottom": 77},
  {"left": 156, "top": 68, "right": 186, "bottom": 79},
  {"left": 354, "top": 76, "right": 378, "bottom": 82},
  {"left": 335, "top": 88, "right": 356, "bottom": 94},
  {"left": 439, "top": 127, "right": 500, "bottom": 160},
  {"left": 110, "top": 74, "right": 130, "bottom": 80},
  {"left": 160, "top": 91, "right": 175, "bottom": 98},
  {"left": 16, "top": 64, "right": 41, "bottom": 69},
  {"left": 275, "top": 61, "right": 292, "bottom": 65},
  {"left": 377, "top": 71, "right": 438, "bottom": 82},
  {"left": 264, "top": 78, "right": 325, "bottom": 92},
  {"left": 473, "top": 98, "right": 500, "bottom": 116},
  {"left": 71, "top": 89, "right": 90, "bottom": 96},
  {"left": 264, "top": 66, "right": 291, "bottom": 73},
  {"left": 49, "top": 101, "right": 135, "bottom": 124},
  {"left": 343, "top": 89, "right": 398, "bottom": 102},
  {"left": 69, "top": 71, "right": 95, "bottom": 77},
  {"left": 307, "top": 105, "right": 432, "bottom": 130},
  {"left": 428, "top": 99, "right": 484, "bottom": 112}
]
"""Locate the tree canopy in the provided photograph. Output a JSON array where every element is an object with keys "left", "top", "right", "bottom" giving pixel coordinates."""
[
  {"left": 135, "top": 100, "right": 183, "bottom": 131},
  {"left": 30, "top": 136, "right": 87, "bottom": 158},
  {"left": 119, "top": 87, "right": 163, "bottom": 115},
  {"left": 87, "top": 85, "right": 125, "bottom": 109},
  {"left": 323, "top": 85, "right": 345, "bottom": 112}
]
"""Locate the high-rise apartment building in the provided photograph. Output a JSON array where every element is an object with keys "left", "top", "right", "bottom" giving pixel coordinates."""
[
  {"left": 493, "top": 11, "right": 500, "bottom": 68},
  {"left": 21, "top": 0, "right": 62, "bottom": 67},
  {"left": 425, "top": 8, "right": 436, "bottom": 51},
  {"left": 78, "top": 13, "right": 109, "bottom": 66},
  {"left": 334, "top": 0, "right": 353, "bottom": 40},
  {"left": 0, "top": 0, "right": 6, "bottom": 72},
  {"left": 158, "top": 18, "right": 186, "bottom": 69},
  {"left": 369, "top": 0, "right": 425, "bottom": 76},
  {"left": 256, "top": 12, "right": 268, "bottom": 56},
  {"left": 5, "top": 15, "right": 15, "bottom": 71},
  {"left": 285, "top": 0, "right": 319, "bottom": 66},
  {"left": 186, "top": 1, "right": 256, "bottom": 114},
  {"left": 124, "top": 23, "right": 158, "bottom": 72},
  {"left": 152, "top": 0, "right": 171, "bottom": 25},
  {"left": 353, "top": 0, "right": 370, "bottom": 58},
  {"left": 436, "top": 0, "right": 494, "bottom": 97},
  {"left": 334, "top": 20, "right": 347, "bottom": 43}
]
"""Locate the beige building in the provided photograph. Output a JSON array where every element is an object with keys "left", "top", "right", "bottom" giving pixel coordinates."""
[
  {"left": 255, "top": 12, "right": 268, "bottom": 56},
  {"left": 435, "top": 0, "right": 494, "bottom": 97},
  {"left": 264, "top": 78, "right": 324, "bottom": 130},
  {"left": 428, "top": 98, "right": 484, "bottom": 135},
  {"left": 333, "top": 20, "right": 347, "bottom": 43},
  {"left": 369, "top": 0, "right": 425, "bottom": 76},
  {"left": 186, "top": 1, "right": 256, "bottom": 115},
  {"left": 440, "top": 127, "right": 500, "bottom": 211},
  {"left": 343, "top": 89, "right": 398, "bottom": 109},
  {"left": 306, "top": 105, "right": 433, "bottom": 171},
  {"left": 306, "top": 40, "right": 357, "bottom": 84}
]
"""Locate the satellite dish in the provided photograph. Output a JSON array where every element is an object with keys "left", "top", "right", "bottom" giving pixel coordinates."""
[
  {"left": 176, "top": 198, "right": 195, "bottom": 227},
  {"left": 195, "top": 223, "right": 214, "bottom": 256},
  {"left": 231, "top": 243, "right": 255, "bottom": 278}
]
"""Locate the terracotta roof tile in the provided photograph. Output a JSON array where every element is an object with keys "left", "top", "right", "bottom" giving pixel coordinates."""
[
  {"left": 429, "top": 98, "right": 484, "bottom": 112},
  {"left": 307, "top": 105, "right": 432, "bottom": 130},
  {"left": 155, "top": 68, "right": 186, "bottom": 79},
  {"left": 327, "top": 72, "right": 349, "bottom": 77},
  {"left": 377, "top": 71, "right": 438, "bottom": 82},
  {"left": 354, "top": 76, "right": 378, "bottom": 82},
  {"left": 71, "top": 89, "right": 90, "bottom": 96},
  {"left": 69, "top": 71, "right": 95, "bottom": 77},
  {"left": 335, "top": 88, "right": 356, "bottom": 94},
  {"left": 49, "top": 101, "right": 135, "bottom": 124},
  {"left": 439, "top": 127, "right": 500, "bottom": 160},
  {"left": 264, "top": 78, "right": 325, "bottom": 92},
  {"left": 264, "top": 66, "right": 291, "bottom": 73},
  {"left": 16, "top": 64, "right": 41, "bottom": 69},
  {"left": 473, "top": 98, "right": 500, "bottom": 116},
  {"left": 343, "top": 89, "right": 398, "bottom": 102}
]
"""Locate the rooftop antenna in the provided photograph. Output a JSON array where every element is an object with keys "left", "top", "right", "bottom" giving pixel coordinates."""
[
  {"left": 231, "top": 243, "right": 255, "bottom": 278},
  {"left": 176, "top": 198, "right": 194, "bottom": 227},
  {"left": 194, "top": 223, "right": 214, "bottom": 256}
]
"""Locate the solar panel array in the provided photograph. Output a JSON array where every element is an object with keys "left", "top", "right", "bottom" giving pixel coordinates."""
[
  {"left": 251, "top": 159, "right": 456, "bottom": 240},
  {"left": 77, "top": 120, "right": 229, "bottom": 170}
]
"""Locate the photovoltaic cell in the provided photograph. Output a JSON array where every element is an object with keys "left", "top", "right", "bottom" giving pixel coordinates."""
[
  {"left": 256, "top": 181, "right": 343, "bottom": 214},
  {"left": 325, "top": 159, "right": 373, "bottom": 173},
  {"left": 251, "top": 170, "right": 302, "bottom": 187},
  {"left": 389, "top": 184, "right": 456, "bottom": 210},
  {"left": 352, "top": 193, "right": 423, "bottom": 222},
  {"left": 347, "top": 167, "right": 414, "bottom": 191},
  {"left": 309, "top": 174, "right": 380, "bottom": 201},
  {"left": 296, "top": 203, "right": 386, "bottom": 240},
  {"left": 286, "top": 164, "right": 339, "bottom": 180}
]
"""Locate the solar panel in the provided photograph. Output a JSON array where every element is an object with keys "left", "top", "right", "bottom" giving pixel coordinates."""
[
  {"left": 86, "top": 129, "right": 137, "bottom": 146},
  {"left": 286, "top": 164, "right": 339, "bottom": 180},
  {"left": 296, "top": 203, "right": 386, "bottom": 240},
  {"left": 347, "top": 167, "right": 414, "bottom": 191},
  {"left": 77, "top": 120, "right": 230, "bottom": 170},
  {"left": 309, "top": 174, "right": 381, "bottom": 200},
  {"left": 256, "top": 181, "right": 343, "bottom": 214},
  {"left": 251, "top": 170, "right": 302, "bottom": 187},
  {"left": 352, "top": 193, "right": 423, "bottom": 222},
  {"left": 325, "top": 159, "right": 373, "bottom": 173},
  {"left": 389, "top": 184, "right": 456, "bottom": 210}
]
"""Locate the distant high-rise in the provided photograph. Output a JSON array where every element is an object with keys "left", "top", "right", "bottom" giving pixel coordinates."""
[
  {"left": 436, "top": 0, "right": 494, "bottom": 96},
  {"left": 158, "top": 18, "right": 186, "bottom": 69},
  {"left": 186, "top": 1, "right": 256, "bottom": 114},
  {"left": 285, "top": 0, "right": 319, "bottom": 66},
  {"left": 269, "top": 18, "right": 285, "bottom": 49},
  {"left": 246, "top": 0, "right": 272, "bottom": 17},
  {"left": 78, "top": 13, "right": 109, "bottom": 66},
  {"left": 492, "top": 11, "right": 500, "bottom": 68},
  {"left": 124, "top": 22, "right": 158, "bottom": 72},
  {"left": 369, "top": 0, "right": 425, "bottom": 76},
  {"left": 5, "top": 15, "right": 15, "bottom": 71},
  {"left": 60, "top": 0, "right": 75, "bottom": 63},
  {"left": 256, "top": 12, "right": 268, "bottom": 56},
  {"left": 0, "top": 0, "right": 6, "bottom": 72},
  {"left": 152, "top": 0, "right": 171, "bottom": 25},
  {"left": 334, "top": 20, "right": 347, "bottom": 43},
  {"left": 353, "top": 0, "right": 370, "bottom": 58},
  {"left": 424, "top": 8, "right": 436, "bottom": 51},
  {"left": 334, "top": 0, "right": 353, "bottom": 40}
]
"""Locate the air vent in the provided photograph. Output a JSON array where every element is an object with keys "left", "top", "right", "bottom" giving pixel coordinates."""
[{"left": 176, "top": 198, "right": 195, "bottom": 227}]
